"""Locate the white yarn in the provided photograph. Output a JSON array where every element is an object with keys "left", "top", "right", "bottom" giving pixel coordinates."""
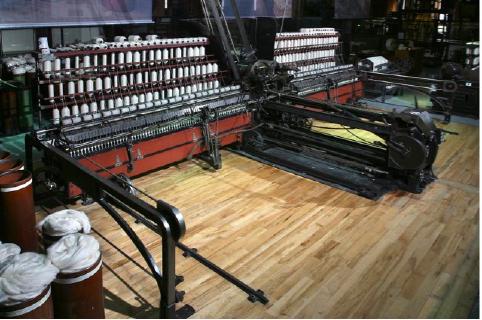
[
  {"left": 37, "top": 209, "right": 91, "bottom": 237},
  {"left": 0, "top": 243, "right": 21, "bottom": 274},
  {"left": 47, "top": 234, "right": 100, "bottom": 274},
  {"left": 0, "top": 252, "right": 58, "bottom": 306}
]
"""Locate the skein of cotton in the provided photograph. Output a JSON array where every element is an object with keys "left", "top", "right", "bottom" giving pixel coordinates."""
[
  {"left": 0, "top": 252, "right": 59, "bottom": 306},
  {"left": 47, "top": 234, "right": 100, "bottom": 274},
  {"left": 37, "top": 210, "right": 91, "bottom": 237},
  {"left": 0, "top": 242, "right": 21, "bottom": 274}
]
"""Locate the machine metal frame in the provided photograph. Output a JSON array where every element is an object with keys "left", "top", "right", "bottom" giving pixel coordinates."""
[
  {"left": 237, "top": 92, "right": 443, "bottom": 199},
  {"left": 26, "top": 133, "right": 269, "bottom": 319}
]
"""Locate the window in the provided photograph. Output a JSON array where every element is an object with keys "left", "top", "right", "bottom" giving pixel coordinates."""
[
  {"left": 0, "top": 0, "right": 153, "bottom": 29},
  {"left": 51, "top": 27, "right": 103, "bottom": 47},
  {"left": 1, "top": 29, "right": 35, "bottom": 53},
  {"left": 222, "top": 0, "right": 293, "bottom": 18}
]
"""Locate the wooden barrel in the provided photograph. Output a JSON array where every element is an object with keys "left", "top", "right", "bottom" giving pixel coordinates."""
[
  {"left": 52, "top": 256, "right": 105, "bottom": 318},
  {"left": 0, "top": 170, "right": 38, "bottom": 252},
  {"left": 0, "top": 159, "right": 24, "bottom": 175},
  {"left": 0, "top": 286, "right": 54, "bottom": 319}
]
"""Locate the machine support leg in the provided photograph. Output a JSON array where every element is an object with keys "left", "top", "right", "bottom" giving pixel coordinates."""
[
  {"left": 201, "top": 108, "right": 222, "bottom": 169},
  {"left": 160, "top": 235, "right": 178, "bottom": 319},
  {"left": 104, "top": 200, "right": 268, "bottom": 306}
]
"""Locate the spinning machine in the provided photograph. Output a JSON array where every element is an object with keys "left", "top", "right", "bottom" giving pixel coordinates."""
[
  {"left": 25, "top": 0, "right": 448, "bottom": 317},
  {"left": 34, "top": 35, "right": 252, "bottom": 197},
  {"left": 274, "top": 28, "right": 364, "bottom": 103}
]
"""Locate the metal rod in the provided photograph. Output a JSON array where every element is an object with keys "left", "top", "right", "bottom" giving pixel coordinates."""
[
  {"left": 228, "top": 0, "right": 253, "bottom": 54},
  {"left": 176, "top": 242, "right": 269, "bottom": 304},
  {"left": 204, "top": 0, "right": 241, "bottom": 81},
  {"left": 264, "top": 101, "right": 390, "bottom": 136},
  {"left": 107, "top": 195, "right": 268, "bottom": 305}
]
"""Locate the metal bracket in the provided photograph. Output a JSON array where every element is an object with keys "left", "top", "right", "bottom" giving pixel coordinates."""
[
  {"left": 115, "top": 155, "right": 122, "bottom": 168},
  {"left": 125, "top": 138, "right": 135, "bottom": 172},
  {"left": 136, "top": 148, "right": 144, "bottom": 160},
  {"left": 200, "top": 107, "right": 222, "bottom": 169},
  {"left": 175, "top": 304, "right": 196, "bottom": 319}
]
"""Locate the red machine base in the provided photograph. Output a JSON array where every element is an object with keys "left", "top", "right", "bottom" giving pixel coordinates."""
[
  {"left": 307, "top": 81, "right": 364, "bottom": 104},
  {"left": 68, "top": 113, "right": 252, "bottom": 198}
]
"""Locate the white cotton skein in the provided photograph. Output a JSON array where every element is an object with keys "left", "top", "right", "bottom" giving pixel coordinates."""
[
  {"left": 0, "top": 252, "right": 59, "bottom": 306},
  {"left": 37, "top": 210, "right": 91, "bottom": 237},
  {"left": 47, "top": 234, "right": 100, "bottom": 274},
  {"left": 0, "top": 243, "right": 21, "bottom": 274}
]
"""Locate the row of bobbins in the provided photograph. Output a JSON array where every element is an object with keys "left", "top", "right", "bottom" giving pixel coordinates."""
[
  {"left": 42, "top": 35, "right": 209, "bottom": 79},
  {"left": 51, "top": 79, "right": 234, "bottom": 126},
  {"left": 38, "top": 35, "right": 230, "bottom": 126},
  {"left": 275, "top": 50, "right": 336, "bottom": 65},
  {"left": 46, "top": 62, "right": 220, "bottom": 103},
  {"left": 275, "top": 28, "right": 338, "bottom": 49},
  {"left": 273, "top": 28, "right": 339, "bottom": 76}
]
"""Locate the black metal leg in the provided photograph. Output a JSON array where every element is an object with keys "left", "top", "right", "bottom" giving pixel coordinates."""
[
  {"left": 100, "top": 196, "right": 194, "bottom": 318},
  {"left": 160, "top": 235, "right": 178, "bottom": 319},
  {"left": 103, "top": 197, "right": 269, "bottom": 308},
  {"left": 97, "top": 199, "right": 179, "bottom": 318}
]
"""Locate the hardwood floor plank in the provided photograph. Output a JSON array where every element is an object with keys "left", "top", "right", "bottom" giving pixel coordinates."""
[{"left": 36, "top": 122, "right": 478, "bottom": 318}]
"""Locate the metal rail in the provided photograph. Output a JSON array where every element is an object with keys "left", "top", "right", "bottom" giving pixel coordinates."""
[
  {"left": 26, "top": 133, "right": 269, "bottom": 316},
  {"left": 25, "top": 134, "right": 190, "bottom": 319},
  {"left": 106, "top": 193, "right": 269, "bottom": 305},
  {"left": 361, "top": 71, "right": 458, "bottom": 93}
]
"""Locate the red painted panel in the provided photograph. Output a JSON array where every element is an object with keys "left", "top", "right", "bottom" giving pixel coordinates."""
[
  {"left": 308, "top": 81, "right": 364, "bottom": 104},
  {"left": 68, "top": 113, "right": 252, "bottom": 197}
]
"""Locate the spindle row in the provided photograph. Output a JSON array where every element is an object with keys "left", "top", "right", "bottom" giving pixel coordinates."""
[
  {"left": 42, "top": 44, "right": 208, "bottom": 79},
  {"left": 44, "top": 63, "right": 220, "bottom": 102},
  {"left": 37, "top": 35, "right": 231, "bottom": 127},
  {"left": 275, "top": 28, "right": 339, "bottom": 48},
  {"left": 273, "top": 28, "right": 340, "bottom": 78},
  {"left": 275, "top": 50, "right": 336, "bottom": 64},
  {"left": 52, "top": 82, "right": 239, "bottom": 126}
]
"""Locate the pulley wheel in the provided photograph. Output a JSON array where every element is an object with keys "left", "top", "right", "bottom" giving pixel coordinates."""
[
  {"left": 442, "top": 80, "right": 458, "bottom": 93},
  {"left": 388, "top": 134, "right": 428, "bottom": 171}
]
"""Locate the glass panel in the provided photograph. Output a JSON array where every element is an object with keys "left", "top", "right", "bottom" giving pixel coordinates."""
[
  {"left": 0, "top": 0, "right": 153, "bottom": 29},
  {"left": 222, "top": 0, "right": 292, "bottom": 18},
  {"left": 1, "top": 29, "right": 34, "bottom": 53}
]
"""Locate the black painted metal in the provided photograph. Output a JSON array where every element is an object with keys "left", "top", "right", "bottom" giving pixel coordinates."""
[
  {"left": 227, "top": 0, "right": 253, "bottom": 55},
  {"left": 204, "top": 0, "right": 241, "bottom": 81},
  {"left": 264, "top": 100, "right": 391, "bottom": 136},
  {"left": 360, "top": 71, "right": 456, "bottom": 122},
  {"left": 106, "top": 194, "right": 268, "bottom": 306},
  {"left": 362, "top": 72, "right": 458, "bottom": 93},
  {"left": 177, "top": 242, "right": 269, "bottom": 305},
  {"left": 272, "top": 92, "right": 391, "bottom": 124},
  {"left": 240, "top": 86, "right": 442, "bottom": 198},
  {"left": 97, "top": 199, "right": 179, "bottom": 318},
  {"left": 201, "top": 108, "right": 222, "bottom": 169},
  {"left": 25, "top": 134, "right": 188, "bottom": 319}
]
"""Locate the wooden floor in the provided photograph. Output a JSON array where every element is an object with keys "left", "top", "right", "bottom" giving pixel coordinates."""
[{"left": 38, "top": 121, "right": 479, "bottom": 318}]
